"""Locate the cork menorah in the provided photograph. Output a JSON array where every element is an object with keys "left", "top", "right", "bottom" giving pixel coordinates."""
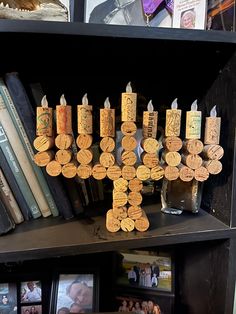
[{"left": 33, "top": 85, "right": 224, "bottom": 233}]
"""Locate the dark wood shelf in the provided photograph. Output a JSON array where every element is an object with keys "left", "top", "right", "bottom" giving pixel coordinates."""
[
  {"left": 0, "top": 19, "right": 236, "bottom": 44},
  {"left": 0, "top": 206, "right": 234, "bottom": 263}
]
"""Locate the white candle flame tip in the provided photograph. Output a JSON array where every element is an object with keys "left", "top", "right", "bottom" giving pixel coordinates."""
[
  {"left": 210, "top": 105, "right": 217, "bottom": 117},
  {"left": 126, "top": 81, "right": 132, "bottom": 93},
  {"left": 171, "top": 98, "right": 178, "bottom": 109},
  {"left": 60, "top": 94, "right": 67, "bottom": 106},
  {"left": 191, "top": 99, "right": 198, "bottom": 111},
  {"left": 147, "top": 100, "right": 154, "bottom": 112},
  {"left": 41, "top": 95, "right": 48, "bottom": 108},
  {"left": 104, "top": 97, "right": 111, "bottom": 109},
  {"left": 82, "top": 93, "right": 88, "bottom": 105}
]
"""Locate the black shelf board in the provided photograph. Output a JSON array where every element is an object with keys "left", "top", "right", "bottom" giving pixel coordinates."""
[
  {"left": 0, "top": 205, "right": 234, "bottom": 263},
  {"left": 0, "top": 19, "right": 236, "bottom": 44}
]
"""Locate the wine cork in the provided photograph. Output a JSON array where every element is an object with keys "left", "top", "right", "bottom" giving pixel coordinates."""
[
  {"left": 100, "top": 137, "right": 115, "bottom": 152},
  {"left": 61, "top": 161, "right": 77, "bottom": 178},
  {"left": 204, "top": 116, "right": 221, "bottom": 145},
  {"left": 121, "top": 151, "right": 137, "bottom": 166},
  {"left": 150, "top": 165, "right": 165, "bottom": 181},
  {"left": 121, "top": 217, "right": 135, "bottom": 232},
  {"left": 100, "top": 108, "right": 115, "bottom": 137},
  {"left": 134, "top": 210, "right": 150, "bottom": 232},
  {"left": 121, "top": 136, "right": 137, "bottom": 151},
  {"left": 77, "top": 164, "right": 92, "bottom": 179},
  {"left": 194, "top": 166, "right": 209, "bottom": 182},
  {"left": 128, "top": 178, "right": 143, "bottom": 192},
  {"left": 55, "top": 149, "right": 72, "bottom": 165},
  {"left": 33, "top": 135, "right": 54, "bottom": 152},
  {"left": 136, "top": 165, "right": 150, "bottom": 181},
  {"left": 165, "top": 108, "right": 181, "bottom": 137},
  {"left": 106, "top": 210, "right": 121, "bottom": 232},
  {"left": 141, "top": 153, "right": 159, "bottom": 168},
  {"left": 202, "top": 160, "right": 222, "bottom": 175},
  {"left": 121, "top": 92, "right": 137, "bottom": 122},
  {"left": 76, "top": 134, "right": 93, "bottom": 149},
  {"left": 128, "top": 191, "right": 142, "bottom": 206},
  {"left": 112, "top": 206, "right": 128, "bottom": 220},
  {"left": 34, "top": 150, "right": 55, "bottom": 167},
  {"left": 127, "top": 205, "right": 142, "bottom": 219},
  {"left": 77, "top": 104, "right": 93, "bottom": 134},
  {"left": 46, "top": 160, "right": 62, "bottom": 176},
  {"left": 77, "top": 149, "right": 93, "bottom": 165},
  {"left": 92, "top": 164, "right": 107, "bottom": 180},
  {"left": 179, "top": 164, "right": 194, "bottom": 182},
  {"left": 143, "top": 111, "right": 158, "bottom": 138},
  {"left": 36, "top": 107, "right": 53, "bottom": 136},
  {"left": 162, "top": 151, "right": 181, "bottom": 167},
  {"left": 202, "top": 145, "right": 224, "bottom": 160},
  {"left": 182, "top": 154, "right": 202, "bottom": 170},
  {"left": 163, "top": 136, "right": 182, "bottom": 152},
  {"left": 122, "top": 166, "right": 136, "bottom": 180},
  {"left": 56, "top": 104, "right": 72, "bottom": 134},
  {"left": 113, "top": 191, "right": 128, "bottom": 207},
  {"left": 183, "top": 139, "right": 204, "bottom": 155},
  {"left": 142, "top": 138, "right": 159, "bottom": 154},
  {"left": 113, "top": 178, "right": 128, "bottom": 192},
  {"left": 107, "top": 165, "right": 122, "bottom": 180},
  {"left": 163, "top": 165, "right": 179, "bottom": 181},
  {"left": 186, "top": 110, "right": 202, "bottom": 139},
  {"left": 121, "top": 121, "right": 137, "bottom": 136},
  {"left": 99, "top": 152, "right": 115, "bottom": 168},
  {"left": 55, "top": 134, "right": 73, "bottom": 150}
]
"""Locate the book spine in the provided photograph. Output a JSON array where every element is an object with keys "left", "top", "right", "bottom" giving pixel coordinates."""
[
  {"left": 0, "top": 87, "right": 51, "bottom": 217},
  {"left": 4, "top": 74, "right": 64, "bottom": 217},
  {"left": 0, "top": 149, "right": 31, "bottom": 220},
  {"left": 0, "top": 123, "right": 41, "bottom": 219},
  {"left": 0, "top": 197, "right": 15, "bottom": 235},
  {"left": 0, "top": 167, "right": 24, "bottom": 224},
  {"left": 0, "top": 96, "right": 51, "bottom": 217}
]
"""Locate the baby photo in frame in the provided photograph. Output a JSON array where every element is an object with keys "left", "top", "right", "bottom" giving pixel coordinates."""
[
  {"left": 50, "top": 271, "right": 99, "bottom": 314},
  {"left": 115, "top": 250, "right": 173, "bottom": 293},
  {"left": 0, "top": 282, "right": 17, "bottom": 313}
]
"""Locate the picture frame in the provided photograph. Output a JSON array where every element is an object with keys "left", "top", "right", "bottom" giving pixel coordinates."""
[
  {"left": 114, "top": 290, "right": 175, "bottom": 314},
  {"left": 115, "top": 250, "right": 174, "bottom": 293},
  {"left": 21, "top": 304, "right": 42, "bottom": 314},
  {"left": 83, "top": 0, "right": 172, "bottom": 28},
  {"left": 50, "top": 270, "right": 99, "bottom": 314},
  {"left": 20, "top": 280, "right": 42, "bottom": 304},
  {"left": 0, "top": 282, "right": 17, "bottom": 313}
]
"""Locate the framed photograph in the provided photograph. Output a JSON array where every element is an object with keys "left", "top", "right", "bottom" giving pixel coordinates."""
[
  {"left": 50, "top": 270, "right": 99, "bottom": 314},
  {"left": 115, "top": 250, "right": 173, "bottom": 293},
  {"left": 114, "top": 291, "right": 174, "bottom": 314},
  {"left": 83, "top": 0, "right": 172, "bottom": 28},
  {"left": 0, "top": 282, "right": 17, "bottom": 313},
  {"left": 21, "top": 304, "right": 42, "bottom": 314},
  {"left": 20, "top": 281, "right": 42, "bottom": 304}
]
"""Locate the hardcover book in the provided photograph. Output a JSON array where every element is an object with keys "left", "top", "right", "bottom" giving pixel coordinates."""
[
  {"left": 0, "top": 76, "right": 56, "bottom": 217},
  {"left": 0, "top": 122, "right": 41, "bottom": 219},
  {"left": 172, "top": 0, "right": 207, "bottom": 29}
]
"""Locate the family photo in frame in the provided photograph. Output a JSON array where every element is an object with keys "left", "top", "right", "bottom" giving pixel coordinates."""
[
  {"left": 116, "top": 250, "right": 173, "bottom": 292},
  {"left": 50, "top": 271, "right": 98, "bottom": 314}
]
